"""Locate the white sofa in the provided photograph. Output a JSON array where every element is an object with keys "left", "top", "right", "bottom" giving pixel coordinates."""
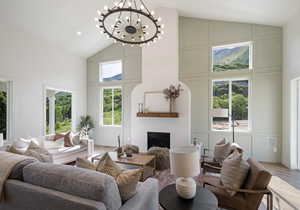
[
  {"left": 43, "top": 134, "right": 94, "bottom": 164},
  {"left": 10, "top": 135, "right": 94, "bottom": 164}
]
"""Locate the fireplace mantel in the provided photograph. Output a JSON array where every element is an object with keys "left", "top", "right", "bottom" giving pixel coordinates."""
[{"left": 137, "top": 112, "right": 179, "bottom": 118}]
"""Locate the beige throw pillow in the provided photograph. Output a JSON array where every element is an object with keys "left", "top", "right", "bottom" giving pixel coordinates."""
[
  {"left": 220, "top": 150, "right": 250, "bottom": 196},
  {"left": 96, "top": 153, "right": 123, "bottom": 177},
  {"left": 24, "top": 141, "right": 53, "bottom": 163},
  {"left": 97, "top": 153, "right": 142, "bottom": 201},
  {"left": 214, "top": 141, "right": 231, "bottom": 163},
  {"left": 116, "top": 169, "right": 142, "bottom": 201},
  {"left": 76, "top": 157, "right": 97, "bottom": 170}
]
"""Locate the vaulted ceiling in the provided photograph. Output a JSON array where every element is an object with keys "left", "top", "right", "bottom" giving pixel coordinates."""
[{"left": 0, "top": 0, "right": 299, "bottom": 58}]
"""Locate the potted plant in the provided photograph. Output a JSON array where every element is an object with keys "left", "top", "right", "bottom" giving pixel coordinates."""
[{"left": 78, "top": 115, "right": 95, "bottom": 139}]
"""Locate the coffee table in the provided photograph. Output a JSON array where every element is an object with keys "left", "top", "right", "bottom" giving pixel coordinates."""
[
  {"left": 159, "top": 184, "right": 218, "bottom": 210},
  {"left": 92, "top": 152, "right": 156, "bottom": 181}
]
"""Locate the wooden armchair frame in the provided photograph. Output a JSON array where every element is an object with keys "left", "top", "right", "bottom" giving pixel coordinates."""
[{"left": 203, "top": 181, "right": 273, "bottom": 210}]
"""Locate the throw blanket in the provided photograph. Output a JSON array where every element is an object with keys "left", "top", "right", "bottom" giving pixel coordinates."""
[{"left": 0, "top": 151, "right": 34, "bottom": 201}]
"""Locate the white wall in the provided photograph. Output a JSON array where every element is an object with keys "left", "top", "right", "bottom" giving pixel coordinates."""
[
  {"left": 0, "top": 25, "right": 87, "bottom": 140},
  {"left": 282, "top": 10, "right": 300, "bottom": 168},
  {"left": 179, "top": 17, "right": 283, "bottom": 163},
  {"left": 131, "top": 8, "right": 191, "bottom": 151},
  {"left": 87, "top": 45, "right": 141, "bottom": 146}
]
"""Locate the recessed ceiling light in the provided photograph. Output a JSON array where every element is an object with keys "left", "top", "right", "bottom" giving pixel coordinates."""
[{"left": 76, "top": 31, "right": 82, "bottom": 36}]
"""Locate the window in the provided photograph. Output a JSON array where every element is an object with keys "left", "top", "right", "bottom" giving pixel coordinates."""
[
  {"left": 99, "top": 60, "right": 122, "bottom": 82},
  {"left": 0, "top": 81, "right": 7, "bottom": 139},
  {"left": 102, "top": 87, "right": 122, "bottom": 126},
  {"left": 46, "top": 89, "right": 72, "bottom": 134},
  {"left": 212, "top": 42, "right": 252, "bottom": 72},
  {"left": 212, "top": 79, "right": 249, "bottom": 131}
]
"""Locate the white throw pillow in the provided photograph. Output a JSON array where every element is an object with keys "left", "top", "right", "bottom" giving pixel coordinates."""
[
  {"left": 12, "top": 138, "right": 31, "bottom": 149},
  {"left": 71, "top": 132, "right": 81, "bottom": 145}
]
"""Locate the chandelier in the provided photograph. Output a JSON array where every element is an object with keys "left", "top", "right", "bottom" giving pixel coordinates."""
[{"left": 95, "top": 0, "right": 164, "bottom": 46}]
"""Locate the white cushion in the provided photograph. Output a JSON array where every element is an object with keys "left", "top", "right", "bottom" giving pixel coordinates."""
[{"left": 43, "top": 138, "right": 64, "bottom": 149}]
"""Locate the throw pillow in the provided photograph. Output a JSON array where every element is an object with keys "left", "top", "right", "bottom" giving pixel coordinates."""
[
  {"left": 216, "top": 138, "right": 226, "bottom": 145},
  {"left": 220, "top": 150, "right": 250, "bottom": 196},
  {"left": 214, "top": 141, "right": 231, "bottom": 163},
  {"left": 64, "top": 131, "right": 74, "bottom": 147},
  {"left": 116, "top": 169, "right": 142, "bottom": 201},
  {"left": 96, "top": 153, "right": 142, "bottom": 201},
  {"left": 53, "top": 133, "right": 65, "bottom": 141},
  {"left": 7, "top": 145, "right": 25, "bottom": 155},
  {"left": 24, "top": 141, "right": 53, "bottom": 163},
  {"left": 11, "top": 138, "right": 31, "bottom": 150},
  {"left": 96, "top": 153, "right": 123, "bottom": 177},
  {"left": 76, "top": 157, "right": 97, "bottom": 170},
  {"left": 71, "top": 132, "right": 81, "bottom": 145}
]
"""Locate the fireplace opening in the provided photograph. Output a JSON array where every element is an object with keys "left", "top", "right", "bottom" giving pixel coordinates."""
[{"left": 147, "top": 132, "right": 170, "bottom": 150}]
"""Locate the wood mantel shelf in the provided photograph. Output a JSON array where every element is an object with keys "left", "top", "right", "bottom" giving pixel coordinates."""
[{"left": 137, "top": 112, "right": 179, "bottom": 118}]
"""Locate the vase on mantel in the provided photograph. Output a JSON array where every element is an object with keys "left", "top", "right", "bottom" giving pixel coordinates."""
[{"left": 169, "top": 98, "right": 175, "bottom": 113}]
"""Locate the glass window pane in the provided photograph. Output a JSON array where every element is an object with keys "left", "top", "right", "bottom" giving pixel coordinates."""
[
  {"left": 0, "top": 87, "right": 7, "bottom": 139},
  {"left": 212, "top": 81, "right": 230, "bottom": 130},
  {"left": 212, "top": 42, "right": 251, "bottom": 72},
  {"left": 103, "top": 89, "right": 113, "bottom": 125},
  {"left": 232, "top": 80, "right": 249, "bottom": 131},
  {"left": 100, "top": 61, "right": 122, "bottom": 82},
  {"left": 113, "top": 88, "right": 122, "bottom": 126},
  {"left": 55, "top": 92, "right": 72, "bottom": 133}
]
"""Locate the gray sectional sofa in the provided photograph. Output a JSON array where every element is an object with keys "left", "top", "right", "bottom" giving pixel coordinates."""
[{"left": 1, "top": 161, "right": 159, "bottom": 210}]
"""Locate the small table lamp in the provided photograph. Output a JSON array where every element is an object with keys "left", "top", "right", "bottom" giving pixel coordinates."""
[{"left": 170, "top": 147, "right": 200, "bottom": 199}]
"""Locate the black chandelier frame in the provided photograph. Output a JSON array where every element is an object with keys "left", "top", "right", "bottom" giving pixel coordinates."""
[{"left": 96, "top": 0, "right": 163, "bottom": 45}]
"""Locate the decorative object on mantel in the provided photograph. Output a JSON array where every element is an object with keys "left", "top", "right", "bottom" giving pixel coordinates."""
[
  {"left": 79, "top": 115, "right": 95, "bottom": 138},
  {"left": 94, "top": 0, "right": 164, "bottom": 46},
  {"left": 0, "top": 133, "right": 3, "bottom": 147},
  {"left": 163, "top": 84, "right": 183, "bottom": 113},
  {"left": 137, "top": 103, "right": 144, "bottom": 113}
]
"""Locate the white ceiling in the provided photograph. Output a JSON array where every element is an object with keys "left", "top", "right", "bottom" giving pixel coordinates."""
[{"left": 0, "top": 0, "right": 299, "bottom": 58}]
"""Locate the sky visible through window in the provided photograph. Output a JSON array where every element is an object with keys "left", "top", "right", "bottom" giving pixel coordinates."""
[{"left": 100, "top": 61, "right": 122, "bottom": 82}]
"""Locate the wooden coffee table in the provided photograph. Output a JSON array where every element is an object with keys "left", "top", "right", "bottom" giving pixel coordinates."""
[{"left": 92, "top": 152, "right": 156, "bottom": 181}]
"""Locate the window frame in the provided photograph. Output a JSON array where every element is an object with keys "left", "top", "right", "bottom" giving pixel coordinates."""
[
  {"left": 211, "top": 78, "right": 251, "bottom": 133},
  {"left": 101, "top": 86, "right": 122, "bottom": 127},
  {"left": 0, "top": 80, "right": 13, "bottom": 141},
  {"left": 99, "top": 60, "right": 123, "bottom": 82},
  {"left": 211, "top": 41, "right": 253, "bottom": 73}
]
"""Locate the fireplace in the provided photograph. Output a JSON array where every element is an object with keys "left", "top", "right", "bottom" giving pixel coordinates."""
[{"left": 147, "top": 132, "right": 170, "bottom": 150}]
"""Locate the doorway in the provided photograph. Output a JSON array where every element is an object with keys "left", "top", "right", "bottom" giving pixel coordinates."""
[{"left": 44, "top": 88, "right": 73, "bottom": 135}]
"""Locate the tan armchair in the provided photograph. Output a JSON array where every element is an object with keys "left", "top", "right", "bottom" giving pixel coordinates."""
[{"left": 202, "top": 158, "right": 273, "bottom": 210}]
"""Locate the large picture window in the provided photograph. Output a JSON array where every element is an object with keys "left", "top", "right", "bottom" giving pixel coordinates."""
[
  {"left": 99, "top": 60, "right": 122, "bottom": 82},
  {"left": 212, "top": 42, "right": 252, "bottom": 72},
  {"left": 46, "top": 89, "right": 72, "bottom": 134},
  {"left": 102, "top": 87, "right": 122, "bottom": 126},
  {"left": 212, "top": 79, "right": 249, "bottom": 132}
]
